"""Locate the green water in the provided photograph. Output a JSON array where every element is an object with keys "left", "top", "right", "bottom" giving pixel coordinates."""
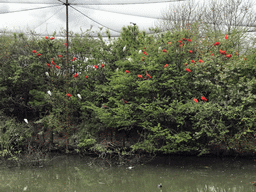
[{"left": 0, "top": 155, "right": 256, "bottom": 192}]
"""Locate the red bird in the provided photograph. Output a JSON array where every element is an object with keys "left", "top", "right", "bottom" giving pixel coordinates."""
[
  {"left": 185, "top": 68, "right": 191, "bottom": 72},
  {"left": 102, "top": 104, "right": 108, "bottom": 109},
  {"left": 74, "top": 73, "right": 78, "bottom": 78},
  {"left": 201, "top": 96, "right": 207, "bottom": 101},
  {"left": 122, "top": 99, "right": 128, "bottom": 104},
  {"left": 145, "top": 71, "right": 152, "bottom": 79}
]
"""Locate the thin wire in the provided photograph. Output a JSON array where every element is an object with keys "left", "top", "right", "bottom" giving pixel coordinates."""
[
  {"left": 0, "top": 0, "right": 254, "bottom": 37},
  {"left": 0, "top": 0, "right": 187, "bottom": 5},
  {"left": 0, "top": 4, "right": 61, "bottom": 14},
  {"left": 33, "top": 6, "right": 64, "bottom": 32},
  {"left": 0, "top": 0, "right": 62, "bottom": 4},
  {"left": 57, "top": 0, "right": 64, "bottom": 4},
  {"left": 2, "top": 4, "right": 255, "bottom": 27},
  {"left": 0, "top": 3, "right": 166, "bottom": 21},
  {"left": 70, "top": 5, "right": 122, "bottom": 34},
  {"left": 76, "top": 5, "right": 166, "bottom": 20},
  {"left": 0, "top": 30, "right": 120, "bottom": 37},
  {"left": 52, "top": 0, "right": 188, "bottom": 5},
  {"left": 0, "top": 27, "right": 254, "bottom": 39},
  {"left": 1, "top": 4, "right": 254, "bottom": 28}
]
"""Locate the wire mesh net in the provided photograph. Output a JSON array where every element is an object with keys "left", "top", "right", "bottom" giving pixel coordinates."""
[
  {"left": 0, "top": 0, "right": 186, "bottom": 5},
  {"left": 0, "top": 0, "right": 188, "bottom": 39},
  {"left": 0, "top": 0, "right": 255, "bottom": 40}
]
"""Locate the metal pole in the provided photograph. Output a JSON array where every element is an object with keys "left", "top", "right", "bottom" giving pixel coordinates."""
[{"left": 65, "top": 0, "right": 69, "bottom": 151}]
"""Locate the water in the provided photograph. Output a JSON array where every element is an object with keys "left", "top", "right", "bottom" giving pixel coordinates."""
[{"left": 0, "top": 155, "right": 256, "bottom": 192}]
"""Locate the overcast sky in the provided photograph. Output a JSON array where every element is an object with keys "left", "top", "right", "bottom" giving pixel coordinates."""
[
  {"left": 0, "top": 0, "right": 187, "bottom": 39},
  {"left": 0, "top": 0, "right": 255, "bottom": 43}
]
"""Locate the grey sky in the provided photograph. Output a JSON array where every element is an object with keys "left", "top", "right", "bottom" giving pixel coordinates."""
[
  {"left": 0, "top": 0, "right": 255, "bottom": 46},
  {"left": 0, "top": 0, "right": 190, "bottom": 39}
]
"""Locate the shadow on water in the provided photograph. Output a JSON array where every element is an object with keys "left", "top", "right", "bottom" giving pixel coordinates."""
[{"left": 0, "top": 154, "right": 256, "bottom": 192}]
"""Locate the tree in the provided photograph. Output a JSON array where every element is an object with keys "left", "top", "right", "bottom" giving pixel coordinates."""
[
  {"left": 1, "top": 21, "right": 256, "bottom": 159},
  {"left": 156, "top": 0, "right": 256, "bottom": 55},
  {"left": 156, "top": 0, "right": 204, "bottom": 32}
]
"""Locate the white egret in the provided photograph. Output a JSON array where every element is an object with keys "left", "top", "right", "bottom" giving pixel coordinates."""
[{"left": 47, "top": 90, "right": 51, "bottom": 96}]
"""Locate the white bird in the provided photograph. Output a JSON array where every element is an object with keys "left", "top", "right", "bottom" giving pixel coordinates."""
[
  {"left": 24, "top": 119, "right": 28, "bottom": 124},
  {"left": 127, "top": 57, "right": 133, "bottom": 62},
  {"left": 47, "top": 90, "right": 51, "bottom": 96},
  {"left": 123, "top": 45, "right": 126, "bottom": 52},
  {"left": 45, "top": 72, "right": 49, "bottom": 77},
  {"left": 127, "top": 166, "right": 134, "bottom": 170},
  {"left": 77, "top": 94, "right": 82, "bottom": 99},
  {"left": 158, "top": 46, "right": 163, "bottom": 53}
]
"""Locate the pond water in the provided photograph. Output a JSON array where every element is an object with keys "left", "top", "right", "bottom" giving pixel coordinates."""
[{"left": 0, "top": 154, "right": 256, "bottom": 192}]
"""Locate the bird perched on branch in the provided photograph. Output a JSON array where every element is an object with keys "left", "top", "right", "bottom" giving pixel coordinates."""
[
  {"left": 102, "top": 104, "right": 108, "bottom": 109},
  {"left": 122, "top": 99, "right": 128, "bottom": 104},
  {"left": 145, "top": 71, "right": 152, "bottom": 79},
  {"left": 130, "top": 22, "right": 136, "bottom": 26}
]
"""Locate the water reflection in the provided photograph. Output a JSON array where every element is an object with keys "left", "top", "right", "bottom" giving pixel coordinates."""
[{"left": 0, "top": 155, "right": 255, "bottom": 192}]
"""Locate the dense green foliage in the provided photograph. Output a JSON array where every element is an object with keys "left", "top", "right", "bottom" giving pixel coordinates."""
[{"left": 0, "top": 22, "right": 256, "bottom": 159}]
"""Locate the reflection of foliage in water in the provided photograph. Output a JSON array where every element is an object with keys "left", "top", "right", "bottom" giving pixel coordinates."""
[
  {"left": 73, "top": 162, "right": 116, "bottom": 189},
  {"left": 1, "top": 154, "right": 256, "bottom": 191},
  {"left": 74, "top": 166, "right": 96, "bottom": 187}
]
